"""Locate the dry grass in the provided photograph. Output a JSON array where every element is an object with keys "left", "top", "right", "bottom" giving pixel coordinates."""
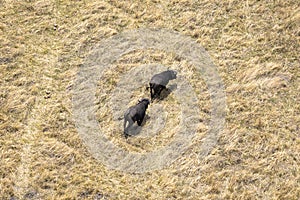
[
  {"left": 0, "top": 0, "right": 299, "bottom": 199},
  {"left": 95, "top": 50, "right": 210, "bottom": 153}
]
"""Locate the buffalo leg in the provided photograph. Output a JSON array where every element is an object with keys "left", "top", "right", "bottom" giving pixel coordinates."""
[
  {"left": 156, "top": 85, "right": 166, "bottom": 97},
  {"left": 124, "top": 118, "right": 134, "bottom": 138},
  {"left": 137, "top": 116, "right": 144, "bottom": 126},
  {"left": 152, "top": 84, "right": 160, "bottom": 100},
  {"left": 150, "top": 84, "right": 155, "bottom": 100}
]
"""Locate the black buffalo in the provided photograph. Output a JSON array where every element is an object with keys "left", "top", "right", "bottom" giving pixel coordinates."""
[
  {"left": 123, "top": 98, "right": 150, "bottom": 138},
  {"left": 148, "top": 70, "right": 177, "bottom": 101}
]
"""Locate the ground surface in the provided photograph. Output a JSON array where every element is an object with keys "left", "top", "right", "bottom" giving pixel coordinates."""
[{"left": 0, "top": 0, "right": 299, "bottom": 199}]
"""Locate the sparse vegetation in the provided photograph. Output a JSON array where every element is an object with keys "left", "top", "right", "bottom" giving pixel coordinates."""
[{"left": 0, "top": 0, "right": 299, "bottom": 199}]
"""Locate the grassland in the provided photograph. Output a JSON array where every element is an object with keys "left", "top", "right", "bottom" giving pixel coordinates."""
[{"left": 0, "top": 0, "right": 299, "bottom": 199}]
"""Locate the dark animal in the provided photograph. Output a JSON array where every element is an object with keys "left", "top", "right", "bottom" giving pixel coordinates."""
[
  {"left": 148, "top": 70, "right": 177, "bottom": 101},
  {"left": 123, "top": 98, "right": 150, "bottom": 138}
]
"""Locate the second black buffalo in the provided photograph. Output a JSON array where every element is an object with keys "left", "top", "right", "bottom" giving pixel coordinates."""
[
  {"left": 123, "top": 98, "right": 150, "bottom": 138},
  {"left": 148, "top": 70, "right": 177, "bottom": 101}
]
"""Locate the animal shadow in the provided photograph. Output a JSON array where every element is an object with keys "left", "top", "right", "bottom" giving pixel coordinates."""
[
  {"left": 154, "top": 84, "right": 177, "bottom": 101},
  {"left": 125, "top": 114, "right": 150, "bottom": 137}
]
